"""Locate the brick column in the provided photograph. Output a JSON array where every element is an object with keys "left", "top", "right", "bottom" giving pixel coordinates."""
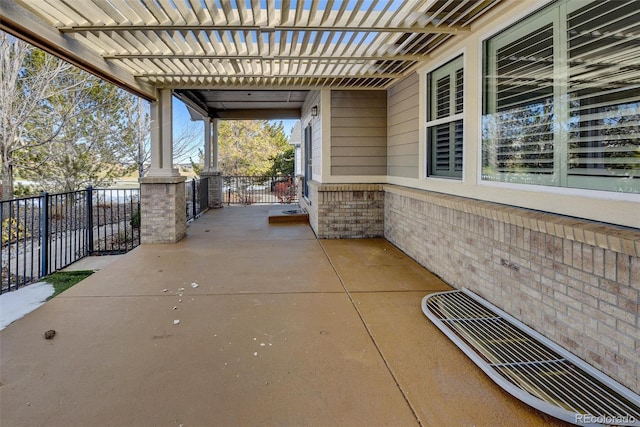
[
  {"left": 200, "top": 171, "right": 223, "bottom": 208},
  {"left": 139, "top": 176, "right": 187, "bottom": 244}
]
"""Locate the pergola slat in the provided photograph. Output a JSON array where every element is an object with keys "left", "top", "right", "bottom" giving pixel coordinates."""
[
  {"left": 91, "top": 0, "right": 128, "bottom": 25},
  {"left": 10, "top": 0, "right": 501, "bottom": 90},
  {"left": 155, "top": 0, "right": 186, "bottom": 25},
  {"left": 37, "top": 0, "right": 87, "bottom": 26},
  {"left": 59, "top": 0, "right": 111, "bottom": 26}
]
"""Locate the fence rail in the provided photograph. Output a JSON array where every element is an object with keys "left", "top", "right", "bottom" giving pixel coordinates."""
[
  {"left": 223, "top": 175, "right": 298, "bottom": 205},
  {"left": 186, "top": 178, "right": 209, "bottom": 221},
  {"left": 1, "top": 187, "right": 140, "bottom": 294},
  {"left": 1, "top": 177, "right": 260, "bottom": 294}
]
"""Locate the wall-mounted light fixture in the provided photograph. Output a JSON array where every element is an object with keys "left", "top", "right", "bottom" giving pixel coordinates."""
[{"left": 311, "top": 105, "right": 318, "bottom": 117}]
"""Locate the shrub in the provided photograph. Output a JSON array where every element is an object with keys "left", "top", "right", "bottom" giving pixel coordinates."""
[
  {"left": 1, "top": 218, "right": 30, "bottom": 245},
  {"left": 274, "top": 179, "right": 297, "bottom": 203},
  {"left": 130, "top": 208, "right": 140, "bottom": 228},
  {"left": 13, "top": 182, "right": 41, "bottom": 197}
]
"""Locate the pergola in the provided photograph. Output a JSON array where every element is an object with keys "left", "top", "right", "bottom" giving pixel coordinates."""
[
  {"left": 2, "top": 0, "right": 499, "bottom": 93},
  {"left": 1, "top": 0, "right": 502, "bottom": 242}
]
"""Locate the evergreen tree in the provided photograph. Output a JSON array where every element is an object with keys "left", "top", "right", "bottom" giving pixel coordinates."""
[
  {"left": 18, "top": 65, "right": 131, "bottom": 192},
  {"left": 269, "top": 146, "right": 295, "bottom": 176},
  {"left": 218, "top": 120, "right": 291, "bottom": 176}
]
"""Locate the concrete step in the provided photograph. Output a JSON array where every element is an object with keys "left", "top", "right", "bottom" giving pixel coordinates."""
[{"left": 268, "top": 206, "right": 309, "bottom": 224}]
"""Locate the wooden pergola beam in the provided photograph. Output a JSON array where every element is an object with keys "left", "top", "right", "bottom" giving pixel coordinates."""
[
  {"left": 103, "top": 53, "right": 429, "bottom": 61},
  {"left": 58, "top": 24, "right": 470, "bottom": 35}
]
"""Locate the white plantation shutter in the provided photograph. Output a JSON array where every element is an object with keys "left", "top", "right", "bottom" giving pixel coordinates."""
[
  {"left": 486, "top": 19, "right": 555, "bottom": 177},
  {"left": 566, "top": 0, "right": 640, "bottom": 184},
  {"left": 436, "top": 75, "right": 451, "bottom": 118},
  {"left": 454, "top": 69, "right": 464, "bottom": 172},
  {"left": 455, "top": 69, "right": 464, "bottom": 114},
  {"left": 454, "top": 120, "right": 463, "bottom": 172},
  {"left": 483, "top": 0, "right": 639, "bottom": 193}
]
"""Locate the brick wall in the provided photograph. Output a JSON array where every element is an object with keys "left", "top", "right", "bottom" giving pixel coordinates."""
[
  {"left": 140, "top": 177, "right": 187, "bottom": 244},
  {"left": 384, "top": 185, "right": 640, "bottom": 392},
  {"left": 303, "top": 182, "right": 384, "bottom": 238}
]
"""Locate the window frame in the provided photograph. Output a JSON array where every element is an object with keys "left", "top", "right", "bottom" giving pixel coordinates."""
[
  {"left": 303, "top": 123, "right": 312, "bottom": 198},
  {"left": 426, "top": 55, "right": 465, "bottom": 179},
  {"left": 481, "top": 0, "right": 640, "bottom": 194}
]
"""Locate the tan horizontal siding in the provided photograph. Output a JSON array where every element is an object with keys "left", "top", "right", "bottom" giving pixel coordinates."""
[
  {"left": 331, "top": 90, "right": 387, "bottom": 176},
  {"left": 388, "top": 121, "right": 419, "bottom": 139},
  {"left": 388, "top": 93, "right": 419, "bottom": 117},
  {"left": 387, "top": 73, "right": 419, "bottom": 179},
  {"left": 388, "top": 166, "right": 419, "bottom": 178},
  {"left": 332, "top": 166, "right": 387, "bottom": 175},
  {"left": 388, "top": 155, "right": 419, "bottom": 167},
  {"left": 332, "top": 127, "right": 385, "bottom": 137},
  {"left": 389, "top": 112, "right": 418, "bottom": 134},
  {"left": 332, "top": 136, "right": 387, "bottom": 147},
  {"left": 332, "top": 117, "right": 387, "bottom": 128},
  {"left": 390, "top": 71, "right": 419, "bottom": 93},
  {"left": 388, "top": 143, "right": 419, "bottom": 157},
  {"left": 332, "top": 146, "right": 387, "bottom": 157},
  {"left": 332, "top": 107, "right": 387, "bottom": 118},
  {"left": 332, "top": 156, "right": 387, "bottom": 167},
  {"left": 331, "top": 91, "right": 387, "bottom": 100}
]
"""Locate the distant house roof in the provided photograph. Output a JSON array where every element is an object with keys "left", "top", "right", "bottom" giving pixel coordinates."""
[{"left": 289, "top": 121, "right": 302, "bottom": 146}]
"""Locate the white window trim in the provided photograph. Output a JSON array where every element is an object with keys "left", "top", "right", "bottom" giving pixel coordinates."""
[
  {"left": 477, "top": 0, "right": 640, "bottom": 197},
  {"left": 420, "top": 49, "right": 467, "bottom": 181},
  {"left": 478, "top": 179, "right": 640, "bottom": 202},
  {"left": 427, "top": 113, "right": 464, "bottom": 128},
  {"left": 475, "top": 0, "right": 557, "bottom": 188}
]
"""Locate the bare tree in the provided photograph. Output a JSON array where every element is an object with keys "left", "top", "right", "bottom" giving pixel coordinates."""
[
  {"left": 20, "top": 68, "right": 131, "bottom": 193},
  {"left": 120, "top": 95, "right": 151, "bottom": 177},
  {"left": 121, "top": 95, "right": 202, "bottom": 177},
  {"left": 0, "top": 32, "right": 82, "bottom": 200},
  {"left": 173, "top": 119, "right": 202, "bottom": 166}
]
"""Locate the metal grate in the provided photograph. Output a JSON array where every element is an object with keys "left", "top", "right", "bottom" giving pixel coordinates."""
[{"left": 422, "top": 289, "right": 640, "bottom": 426}]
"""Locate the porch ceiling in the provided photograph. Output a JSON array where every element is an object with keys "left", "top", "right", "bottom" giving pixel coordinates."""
[
  {"left": 174, "top": 89, "right": 310, "bottom": 119},
  {"left": 2, "top": 0, "right": 501, "bottom": 116}
]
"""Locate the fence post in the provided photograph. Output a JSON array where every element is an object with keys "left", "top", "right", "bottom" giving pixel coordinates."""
[
  {"left": 40, "top": 192, "right": 49, "bottom": 277},
  {"left": 191, "top": 179, "right": 196, "bottom": 219},
  {"left": 87, "top": 186, "right": 94, "bottom": 255}
]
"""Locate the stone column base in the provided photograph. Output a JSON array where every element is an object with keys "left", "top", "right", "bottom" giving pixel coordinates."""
[
  {"left": 200, "top": 171, "right": 223, "bottom": 208},
  {"left": 139, "top": 176, "right": 187, "bottom": 244}
]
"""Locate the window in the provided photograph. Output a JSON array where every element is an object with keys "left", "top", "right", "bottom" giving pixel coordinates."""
[
  {"left": 427, "top": 56, "right": 464, "bottom": 178},
  {"left": 304, "top": 124, "right": 312, "bottom": 198},
  {"left": 483, "top": 0, "right": 640, "bottom": 194}
]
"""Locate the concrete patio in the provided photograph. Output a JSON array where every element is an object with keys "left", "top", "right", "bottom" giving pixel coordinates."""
[{"left": 0, "top": 206, "right": 569, "bottom": 426}]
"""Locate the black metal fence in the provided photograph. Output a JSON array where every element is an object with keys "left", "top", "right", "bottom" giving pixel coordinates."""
[
  {"left": 89, "top": 188, "right": 140, "bottom": 255},
  {"left": 223, "top": 175, "right": 298, "bottom": 205},
  {"left": 186, "top": 177, "right": 209, "bottom": 221},
  {"left": 1, "top": 187, "right": 140, "bottom": 294}
]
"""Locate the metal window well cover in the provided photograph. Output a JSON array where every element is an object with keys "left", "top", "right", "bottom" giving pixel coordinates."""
[{"left": 422, "top": 289, "right": 640, "bottom": 426}]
